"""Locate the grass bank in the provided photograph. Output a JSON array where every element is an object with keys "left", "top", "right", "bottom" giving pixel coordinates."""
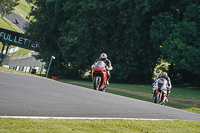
[
  {"left": 0, "top": 17, "right": 15, "bottom": 30},
  {"left": 0, "top": 118, "right": 200, "bottom": 133},
  {"left": 14, "top": 0, "right": 33, "bottom": 20}
]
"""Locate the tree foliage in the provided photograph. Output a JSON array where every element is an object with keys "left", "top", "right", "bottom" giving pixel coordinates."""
[
  {"left": 150, "top": 1, "right": 200, "bottom": 83},
  {"left": 25, "top": 0, "right": 200, "bottom": 84},
  {"left": 0, "top": 0, "right": 19, "bottom": 17}
]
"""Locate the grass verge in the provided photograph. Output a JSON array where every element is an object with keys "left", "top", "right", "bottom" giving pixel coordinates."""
[
  {"left": 0, "top": 118, "right": 200, "bottom": 133},
  {"left": 14, "top": 0, "right": 32, "bottom": 20},
  {"left": 0, "top": 17, "right": 15, "bottom": 30}
]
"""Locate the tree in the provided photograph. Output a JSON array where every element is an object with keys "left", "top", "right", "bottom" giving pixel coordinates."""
[
  {"left": 24, "top": 0, "right": 170, "bottom": 82},
  {"left": 25, "top": 0, "right": 200, "bottom": 84},
  {"left": 150, "top": 1, "right": 200, "bottom": 83},
  {"left": 58, "top": 0, "right": 164, "bottom": 82},
  {"left": 24, "top": 0, "right": 68, "bottom": 77},
  {"left": 0, "top": 0, "right": 19, "bottom": 17}
]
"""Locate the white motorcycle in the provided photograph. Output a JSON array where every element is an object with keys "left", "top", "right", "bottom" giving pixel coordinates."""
[{"left": 152, "top": 78, "right": 168, "bottom": 105}]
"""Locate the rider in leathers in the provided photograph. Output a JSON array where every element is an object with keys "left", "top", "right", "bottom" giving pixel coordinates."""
[
  {"left": 153, "top": 72, "right": 172, "bottom": 102},
  {"left": 95, "top": 53, "right": 113, "bottom": 85}
]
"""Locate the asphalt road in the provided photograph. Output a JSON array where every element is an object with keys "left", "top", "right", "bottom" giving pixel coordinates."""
[
  {"left": 5, "top": 12, "right": 28, "bottom": 32},
  {"left": 0, "top": 71, "right": 200, "bottom": 121}
]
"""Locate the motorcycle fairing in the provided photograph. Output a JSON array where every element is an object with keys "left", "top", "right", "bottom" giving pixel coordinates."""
[
  {"left": 153, "top": 78, "right": 168, "bottom": 94},
  {"left": 92, "top": 60, "right": 107, "bottom": 90}
]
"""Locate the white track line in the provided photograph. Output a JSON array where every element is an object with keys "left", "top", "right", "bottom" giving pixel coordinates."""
[{"left": 0, "top": 116, "right": 173, "bottom": 120}]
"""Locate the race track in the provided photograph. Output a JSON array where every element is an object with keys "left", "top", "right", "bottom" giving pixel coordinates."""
[
  {"left": 5, "top": 12, "right": 27, "bottom": 32},
  {"left": 0, "top": 71, "right": 200, "bottom": 121}
]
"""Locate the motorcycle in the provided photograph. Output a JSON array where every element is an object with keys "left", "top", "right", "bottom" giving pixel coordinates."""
[
  {"left": 152, "top": 78, "right": 168, "bottom": 105},
  {"left": 92, "top": 60, "right": 108, "bottom": 92}
]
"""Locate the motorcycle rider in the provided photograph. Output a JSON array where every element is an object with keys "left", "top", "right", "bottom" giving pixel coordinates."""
[
  {"left": 95, "top": 53, "right": 113, "bottom": 85},
  {"left": 152, "top": 72, "right": 172, "bottom": 102}
]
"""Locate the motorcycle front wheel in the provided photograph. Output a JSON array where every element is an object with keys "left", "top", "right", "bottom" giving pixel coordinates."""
[
  {"left": 93, "top": 76, "right": 101, "bottom": 90},
  {"left": 154, "top": 93, "right": 160, "bottom": 104}
]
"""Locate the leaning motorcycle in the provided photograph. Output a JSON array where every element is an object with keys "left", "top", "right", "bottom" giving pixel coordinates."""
[
  {"left": 152, "top": 78, "right": 168, "bottom": 105},
  {"left": 91, "top": 60, "right": 108, "bottom": 92}
]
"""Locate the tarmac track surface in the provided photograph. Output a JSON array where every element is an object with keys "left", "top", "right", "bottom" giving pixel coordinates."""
[
  {"left": 5, "top": 12, "right": 27, "bottom": 33},
  {"left": 0, "top": 71, "right": 200, "bottom": 121}
]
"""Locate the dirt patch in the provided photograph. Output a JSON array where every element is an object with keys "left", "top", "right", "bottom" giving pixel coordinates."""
[
  {"left": 108, "top": 87, "right": 153, "bottom": 97},
  {"left": 170, "top": 98, "right": 200, "bottom": 108},
  {"left": 108, "top": 87, "right": 200, "bottom": 108}
]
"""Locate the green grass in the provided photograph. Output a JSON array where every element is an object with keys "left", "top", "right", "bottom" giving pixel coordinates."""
[
  {"left": 0, "top": 17, "right": 15, "bottom": 30},
  {"left": 8, "top": 48, "right": 31, "bottom": 59},
  {"left": 0, "top": 118, "right": 200, "bottom": 133},
  {"left": 14, "top": 0, "right": 32, "bottom": 20}
]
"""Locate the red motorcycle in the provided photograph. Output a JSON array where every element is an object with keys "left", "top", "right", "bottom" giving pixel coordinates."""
[{"left": 92, "top": 60, "right": 108, "bottom": 92}]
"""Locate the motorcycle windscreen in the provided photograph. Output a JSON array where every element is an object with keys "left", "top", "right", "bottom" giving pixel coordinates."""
[
  {"left": 96, "top": 60, "right": 105, "bottom": 67},
  {"left": 158, "top": 78, "right": 165, "bottom": 89}
]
